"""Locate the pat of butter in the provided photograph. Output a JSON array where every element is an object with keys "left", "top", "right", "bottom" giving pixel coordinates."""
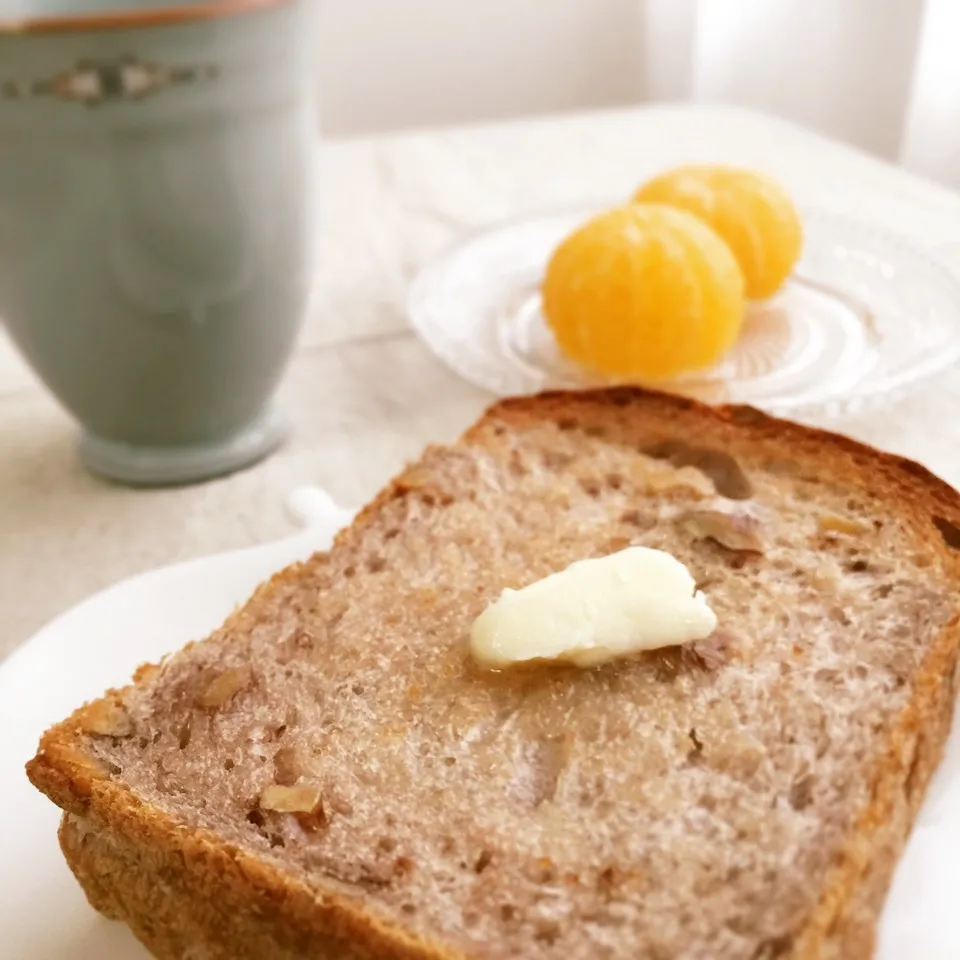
[{"left": 470, "top": 547, "right": 717, "bottom": 669}]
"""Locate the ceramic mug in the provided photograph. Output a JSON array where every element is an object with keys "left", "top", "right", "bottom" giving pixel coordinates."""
[{"left": 0, "top": 0, "right": 318, "bottom": 484}]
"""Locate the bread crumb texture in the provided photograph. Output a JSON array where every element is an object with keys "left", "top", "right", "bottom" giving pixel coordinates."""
[{"left": 29, "top": 389, "right": 960, "bottom": 960}]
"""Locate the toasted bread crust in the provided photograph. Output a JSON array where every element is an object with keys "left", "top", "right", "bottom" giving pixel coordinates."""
[{"left": 27, "top": 387, "right": 960, "bottom": 960}]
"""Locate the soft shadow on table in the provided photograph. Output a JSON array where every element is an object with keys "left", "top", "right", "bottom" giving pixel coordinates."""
[
  {"left": 0, "top": 395, "right": 297, "bottom": 655},
  {"left": 31, "top": 917, "right": 148, "bottom": 960}
]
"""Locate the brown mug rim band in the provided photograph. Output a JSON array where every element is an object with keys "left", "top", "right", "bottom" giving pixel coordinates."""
[{"left": 0, "top": 0, "right": 289, "bottom": 35}]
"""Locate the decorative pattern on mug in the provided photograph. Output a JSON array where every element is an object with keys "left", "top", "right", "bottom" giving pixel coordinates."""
[{"left": 1, "top": 56, "right": 218, "bottom": 105}]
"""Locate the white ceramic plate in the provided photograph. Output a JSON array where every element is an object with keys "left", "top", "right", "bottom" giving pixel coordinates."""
[{"left": 1, "top": 486, "right": 958, "bottom": 958}]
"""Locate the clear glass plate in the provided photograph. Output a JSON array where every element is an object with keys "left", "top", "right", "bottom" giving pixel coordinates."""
[{"left": 408, "top": 207, "right": 960, "bottom": 419}]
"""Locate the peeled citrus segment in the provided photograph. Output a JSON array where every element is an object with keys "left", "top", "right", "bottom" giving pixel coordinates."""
[
  {"left": 541, "top": 204, "right": 745, "bottom": 381},
  {"left": 633, "top": 165, "right": 802, "bottom": 300}
]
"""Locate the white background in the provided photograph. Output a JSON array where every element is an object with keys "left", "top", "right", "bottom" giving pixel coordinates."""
[
  {"left": 315, "top": 0, "right": 960, "bottom": 189},
  {"left": 317, "top": 0, "right": 646, "bottom": 137}
]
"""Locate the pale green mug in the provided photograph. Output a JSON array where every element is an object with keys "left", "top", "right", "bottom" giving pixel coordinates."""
[{"left": 0, "top": 0, "right": 318, "bottom": 484}]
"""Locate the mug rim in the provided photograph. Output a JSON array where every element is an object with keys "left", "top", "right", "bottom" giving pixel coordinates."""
[{"left": 0, "top": 0, "right": 288, "bottom": 34}]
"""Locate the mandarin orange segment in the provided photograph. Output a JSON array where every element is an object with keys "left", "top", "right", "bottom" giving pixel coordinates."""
[
  {"left": 633, "top": 165, "right": 802, "bottom": 299},
  {"left": 541, "top": 204, "right": 744, "bottom": 381}
]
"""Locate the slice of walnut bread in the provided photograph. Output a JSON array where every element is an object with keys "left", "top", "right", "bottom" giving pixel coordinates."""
[{"left": 28, "top": 388, "right": 960, "bottom": 960}]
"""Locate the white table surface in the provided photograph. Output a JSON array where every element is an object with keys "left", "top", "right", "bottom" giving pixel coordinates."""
[{"left": 4, "top": 103, "right": 960, "bottom": 658}]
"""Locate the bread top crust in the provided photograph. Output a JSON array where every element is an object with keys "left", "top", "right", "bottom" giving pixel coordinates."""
[{"left": 28, "top": 388, "right": 960, "bottom": 960}]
